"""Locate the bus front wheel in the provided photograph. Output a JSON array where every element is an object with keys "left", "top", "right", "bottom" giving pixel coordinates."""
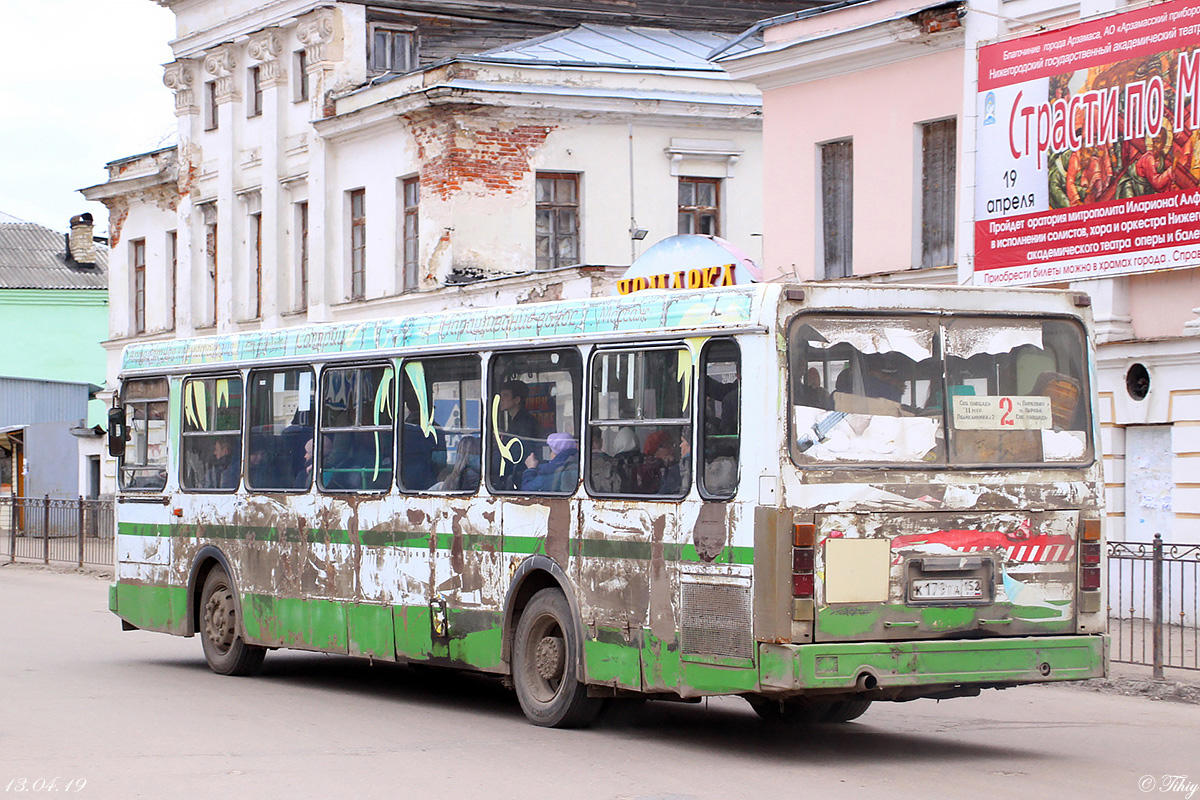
[
  {"left": 512, "top": 588, "right": 602, "bottom": 728},
  {"left": 199, "top": 566, "right": 266, "bottom": 676}
]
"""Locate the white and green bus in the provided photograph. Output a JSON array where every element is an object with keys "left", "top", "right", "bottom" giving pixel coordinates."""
[{"left": 108, "top": 282, "right": 1107, "bottom": 727}]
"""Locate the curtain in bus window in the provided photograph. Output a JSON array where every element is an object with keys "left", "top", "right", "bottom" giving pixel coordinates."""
[
  {"left": 319, "top": 365, "right": 394, "bottom": 492},
  {"left": 400, "top": 356, "right": 481, "bottom": 493},
  {"left": 788, "top": 317, "right": 942, "bottom": 465},
  {"left": 180, "top": 376, "right": 244, "bottom": 491},
  {"left": 700, "top": 340, "right": 739, "bottom": 499},
  {"left": 246, "top": 367, "right": 315, "bottom": 491},
  {"left": 587, "top": 347, "right": 692, "bottom": 497},
  {"left": 120, "top": 378, "right": 169, "bottom": 491},
  {"left": 943, "top": 318, "right": 1091, "bottom": 465},
  {"left": 488, "top": 349, "right": 582, "bottom": 494}
]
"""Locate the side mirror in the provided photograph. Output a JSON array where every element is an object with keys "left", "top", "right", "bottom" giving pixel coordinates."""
[{"left": 108, "top": 405, "right": 126, "bottom": 458}]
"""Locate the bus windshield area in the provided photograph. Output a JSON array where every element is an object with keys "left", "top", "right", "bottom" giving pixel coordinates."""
[{"left": 788, "top": 315, "right": 1092, "bottom": 467}]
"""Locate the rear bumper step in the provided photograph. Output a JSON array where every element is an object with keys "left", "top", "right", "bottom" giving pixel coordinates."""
[{"left": 759, "top": 634, "right": 1108, "bottom": 693}]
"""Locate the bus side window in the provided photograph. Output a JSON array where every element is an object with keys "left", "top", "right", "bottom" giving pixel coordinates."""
[
  {"left": 180, "top": 375, "right": 244, "bottom": 492},
  {"left": 586, "top": 347, "right": 692, "bottom": 498},
  {"left": 319, "top": 364, "right": 394, "bottom": 493},
  {"left": 399, "top": 355, "right": 481, "bottom": 493},
  {"left": 487, "top": 349, "right": 582, "bottom": 495},
  {"left": 246, "top": 367, "right": 314, "bottom": 492},
  {"left": 700, "top": 340, "right": 739, "bottom": 500},
  {"left": 119, "top": 377, "right": 169, "bottom": 491}
]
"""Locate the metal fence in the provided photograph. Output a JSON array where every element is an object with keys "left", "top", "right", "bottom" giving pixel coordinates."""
[
  {"left": 1108, "top": 535, "right": 1200, "bottom": 676},
  {"left": 2, "top": 495, "right": 114, "bottom": 568}
]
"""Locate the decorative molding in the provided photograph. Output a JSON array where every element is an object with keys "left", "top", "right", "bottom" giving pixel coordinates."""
[
  {"left": 203, "top": 44, "right": 240, "bottom": 104},
  {"left": 297, "top": 7, "right": 338, "bottom": 66},
  {"left": 247, "top": 29, "right": 287, "bottom": 87},
  {"left": 665, "top": 138, "right": 743, "bottom": 177},
  {"left": 163, "top": 60, "right": 198, "bottom": 116}
]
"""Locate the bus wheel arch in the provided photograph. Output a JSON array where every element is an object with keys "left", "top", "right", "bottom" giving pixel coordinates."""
[
  {"left": 186, "top": 546, "right": 240, "bottom": 638},
  {"left": 500, "top": 555, "right": 583, "bottom": 669}
]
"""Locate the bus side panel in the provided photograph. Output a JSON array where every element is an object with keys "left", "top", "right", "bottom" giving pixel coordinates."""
[{"left": 114, "top": 506, "right": 187, "bottom": 635}]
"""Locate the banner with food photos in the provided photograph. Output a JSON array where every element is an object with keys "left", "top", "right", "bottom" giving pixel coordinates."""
[{"left": 975, "top": 0, "right": 1200, "bottom": 285}]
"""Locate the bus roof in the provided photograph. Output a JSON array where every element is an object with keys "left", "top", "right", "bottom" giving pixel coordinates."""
[{"left": 119, "top": 284, "right": 774, "bottom": 374}]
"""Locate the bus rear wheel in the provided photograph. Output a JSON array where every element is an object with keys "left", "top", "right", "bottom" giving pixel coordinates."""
[
  {"left": 745, "top": 695, "right": 828, "bottom": 724},
  {"left": 512, "top": 588, "right": 602, "bottom": 728},
  {"left": 823, "top": 698, "right": 871, "bottom": 723},
  {"left": 199, "top": 566, "right": 265, "bottom": 676}
]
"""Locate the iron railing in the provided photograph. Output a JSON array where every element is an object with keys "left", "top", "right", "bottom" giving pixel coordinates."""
[
  {"left": 2, "top": 495, "right": 114, "bottom": 568},
  {"left": 1108, "top": 535, "right": 1200, "bottom": 676}
]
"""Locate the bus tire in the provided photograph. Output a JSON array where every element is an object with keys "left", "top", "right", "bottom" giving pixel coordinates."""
[
  {"left": 199, "top": 566, "right": 265, "bottom": 677},
  {"left": 822, "top": 698, "right": 871, "bottom": 723},
  {"left": 745, "top": 695, "right": 828, "bottom": 724},
  {"left": 512, "top": 588, "right": 602, "bottom": 728}
]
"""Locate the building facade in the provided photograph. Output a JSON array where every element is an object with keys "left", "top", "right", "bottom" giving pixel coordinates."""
[
  {"left": 722, "top": 0, "right": 1200, "bottom": 543},
  {"left": 0, "top": 214, "right": 109, "bottom": 498}
]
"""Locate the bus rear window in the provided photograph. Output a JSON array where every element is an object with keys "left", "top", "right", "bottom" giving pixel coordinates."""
[{"left": 789, "top": 315, "right": 1092, "bottom": 467}]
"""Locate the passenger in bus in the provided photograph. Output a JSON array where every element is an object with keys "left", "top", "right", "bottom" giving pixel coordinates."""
[
  {"left": 495, "top": 380, "right": 542, "bottom": 489},
  {"left": 661, "top": 437, "right": 690, "bottom": 495},
  {"left": 401, "top": 399, "right": 440, "bottom": 490},
  {"left": 438, "top": 436, "right": 481, "bottom": 492},
  {"left": 246, "top": 445, "right": 273, "bottom": 488},
  {"left": 522, "top": 433, "right": 578, "bottom": 492},
  {"left": 636, "top": 430, "right": 679, "bottom": 494},
  {"left": 797, "top": 367, "right": 832, "bottom": 409},
  {"left": 609, "top": 426, "right": 642, "bottom": 493},
  {"left": 294, "top": 438, "right": 314, "bottom": 487},
  {"left": 203, "top": 439, "right": 239, "bottom": 490},
  {"left": 588, "top": 429, "right": 621, "bottom": 493}
]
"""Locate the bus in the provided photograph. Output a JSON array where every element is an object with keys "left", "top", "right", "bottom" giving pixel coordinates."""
[{"left": 107, "top": 282, "right": 1107, "bottom": 727}]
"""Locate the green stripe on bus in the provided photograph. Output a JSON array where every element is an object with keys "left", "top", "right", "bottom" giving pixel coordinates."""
[{"left": 119, "top": 521, "right": 751, "bottom": 564}]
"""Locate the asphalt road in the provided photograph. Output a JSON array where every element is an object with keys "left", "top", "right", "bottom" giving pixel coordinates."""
[{"left": 2, "top": 563, "right": 1197, "bottom": 800}]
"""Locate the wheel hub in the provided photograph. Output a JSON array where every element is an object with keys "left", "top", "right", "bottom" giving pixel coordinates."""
[
  {"left": 535, "top": 635, "right": 564, "bottom": 681},
  {"left": 204, "top": 589, "right": 236, "bottom": 653}
]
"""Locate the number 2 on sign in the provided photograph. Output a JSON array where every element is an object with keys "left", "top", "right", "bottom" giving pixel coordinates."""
[{"left": 999, "top": 396, "right": 1014, "bottom": 426}]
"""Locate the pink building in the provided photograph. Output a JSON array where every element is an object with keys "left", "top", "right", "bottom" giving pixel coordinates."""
[{"left": 722, "top": 0, "right": 1200, "bottom": 543}]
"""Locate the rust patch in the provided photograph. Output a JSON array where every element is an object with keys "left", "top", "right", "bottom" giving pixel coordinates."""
[
  {"left": 693, "top": 503, "right": 728, "bottom": 562},
  {"left": 450, "top": 509, "right": 465, "bottom": 573},
  {"left": 545, "top": 498, "right": 570, "bottom": 567},
  {"left": 407, "top": 508, "right": 428, "bottom": 527},
  {"left": 648, "top": 513, "right": 674, "bottom": 639}
]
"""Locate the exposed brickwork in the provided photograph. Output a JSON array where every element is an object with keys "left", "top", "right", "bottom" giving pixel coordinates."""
[{"left": 406, "top": 107, "right": 555, "bottom": 201}]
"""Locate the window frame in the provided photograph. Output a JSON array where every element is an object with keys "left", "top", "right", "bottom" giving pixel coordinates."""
[
  {"left": 534, "top": 172, "right": 580, "bottom": 271},
  {"left": 317, "top": 361, "right": 396, "bottom": 495},
  {"left": 698, "top": 338, "right": 740, "bottom": 501},
  {"left": 204, "top": 81, "right": 219, "bottom": 131},
  {"left": 819, "top": 139, "right": 853, "bottom": 279},
  {"left": 918, "top": 117, "right": 957, "bottom": 269},
  {"left": 585, "top": 344, "right": 694, "bottom": 500},
  {"left": 248, "top": 65, "right": 263, "bottom": 117},
  {"left": 245, "top": 366, "right": 316, "bottom": 494},
  {"left": 368, "top": 22, "right": 418, "bottom": 74},
  {"left": 295, "top": 201, "right": 309, "bottom": 312},
  {"left": 401, "top": 177, "right": 419, "bottom": 292},
  {"left": 118, "top": 378, "right": 169, "bottom": 492},
  {"left": 179, "top": 373, "right": 245, "bottom": 494},
  {"left": 250, "top": 211, "right": 263, "bottom": 319},
  {"left": 398, "top": 354, "right": 481, "bottom": 494},
  {"left": 293, "top": 50, "right": 309, "bottom": 103},
  {"left": 131, "top": 238, "right": 146, "bottom": 334},
  {"left": 349, "top": 188, "right": 366, "bottom": 300},
  {"left": 677, "top": 177, "right": 721, "bottom": 237}
]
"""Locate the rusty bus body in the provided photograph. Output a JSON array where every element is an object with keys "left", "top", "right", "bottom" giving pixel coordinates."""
[{"left": 108, "top": 282, "right": 1107, "bottom": 726}]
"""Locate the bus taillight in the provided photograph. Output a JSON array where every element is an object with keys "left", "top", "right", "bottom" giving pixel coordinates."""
[{"left": 792, "top": 524, "right": 816, "bottom": 600}]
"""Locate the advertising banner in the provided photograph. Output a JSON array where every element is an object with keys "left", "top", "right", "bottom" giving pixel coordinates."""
[{"left": 975, "top": 0, "right": 1200, "bottom": 285}]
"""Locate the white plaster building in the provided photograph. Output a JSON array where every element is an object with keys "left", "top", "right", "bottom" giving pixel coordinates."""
[
  {"left": 721, "top": 0, "right": 1200, "bottom": 543},
  {"left": 84, "top": 5, "right": 774, "bottom": 498}
]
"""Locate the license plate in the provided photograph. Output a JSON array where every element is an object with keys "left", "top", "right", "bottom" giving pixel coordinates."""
[{"left": 911, "top": 578, "right": 984, "bottom": 600}]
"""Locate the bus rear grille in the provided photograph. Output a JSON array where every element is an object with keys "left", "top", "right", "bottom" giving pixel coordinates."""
[{"left": 680, "top": 581, "right": 752, "bottom": 661}]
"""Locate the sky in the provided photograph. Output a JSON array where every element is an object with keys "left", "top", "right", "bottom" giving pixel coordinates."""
[{"left": 0, "top": 1, "right": 177, "bottom": 235}]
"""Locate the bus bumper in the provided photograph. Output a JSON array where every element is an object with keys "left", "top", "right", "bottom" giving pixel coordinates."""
[{"left": 758, "top": 634, "right": 1108, "bottom": 693}]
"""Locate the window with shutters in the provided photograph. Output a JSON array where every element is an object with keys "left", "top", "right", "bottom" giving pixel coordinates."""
[
  {"left": 820, "top": 140, "right": 853, "bottom": 279},
  {"left": 920, "top": 118, "right": 957, "bottom": 269}
]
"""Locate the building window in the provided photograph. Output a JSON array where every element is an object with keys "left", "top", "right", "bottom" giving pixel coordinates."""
[
  {"left": 204, "top": 81, "right": 219, "bottom": 131},
  {"left": 166, "top": 231, "right": 177, "bottom": 330},
  {"left": 369, "top": 23, "right": 417, "bottom": 73},
  {"left": 295, "top": 201, "right": 309, "bottom": 312},
  {"left": 819, "top": 140, "right": 853, "bottom": 279},
  {"left": 132, "top": 239, "right": 146, "bottom": 334},
  {"left": 678, "top": 177, "right": 720, "bottom": 236},
  {"left": 293, "top": 50, "right": 309, "bottom": 102},
  {"left": 202, "top": 206, "right": 218, "bottom": 327},
  {"left": 349, "top": 189, "right": 366, "bottom": 300},
  {"left": 250, "top": 212, "right": 262, "bottom": 318},
  {"left": 248, "top": 66, "right": 263, "bottom": 117},
  {"left": 920, "top": 118, "right": 957, "bottom": 269},
  {"left": 402, "top": 177, "right": 419, "bottom": 292},
  {"left": 535, "top": 173, "right": 579, "bottom": 270}
]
